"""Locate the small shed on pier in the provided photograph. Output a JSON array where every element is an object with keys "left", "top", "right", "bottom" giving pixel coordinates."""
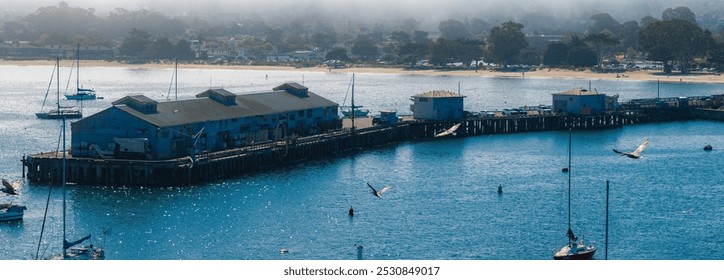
[
  {"left": 410, "top": 90, "right": 466, "bottom": 120},
  {"left": 552, "top": 88, "right": 608, "bottom": 115}
]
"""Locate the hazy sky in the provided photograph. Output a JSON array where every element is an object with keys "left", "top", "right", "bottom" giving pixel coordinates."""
[{"left": 2, "top": 0, "right": 711, "bottom": 23}]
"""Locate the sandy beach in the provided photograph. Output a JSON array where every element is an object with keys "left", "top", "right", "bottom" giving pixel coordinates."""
[{"left": 2, "top": 59, "right": 723, "bottom": 84}]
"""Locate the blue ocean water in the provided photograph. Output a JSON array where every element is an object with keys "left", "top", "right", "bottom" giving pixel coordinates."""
[{"left": 0, "top": 64, "right": 722, "bottom": 260}]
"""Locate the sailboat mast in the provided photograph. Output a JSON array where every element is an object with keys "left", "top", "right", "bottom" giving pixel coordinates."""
[
  {"left": 351, "top": 73, "right": 356, "bottom": 131},
  {"left": 56, "top": 57, "right": 60, "bottom": 112},
  {"left": 62, "top": 116, "right": 67, "bottom": 257},
  {"left": 605, "top": 180, "right": 610, "bottom": 260},
  {"left": 175, "top": 58, "right": 178, "bottom": 100},
  {"left": 76, "top": 44, "right": 80, "bottom": 92},
  {"left": 567, "top": 128, "right": 572, "bottom": 232}
]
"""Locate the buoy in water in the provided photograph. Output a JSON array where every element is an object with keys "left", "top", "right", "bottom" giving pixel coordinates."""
[
  {"left": 562, "top": 167, "right": 569, "bottom": 172},
  {"left": 497, "top": 185, "right": 503, "bottom": 194}
]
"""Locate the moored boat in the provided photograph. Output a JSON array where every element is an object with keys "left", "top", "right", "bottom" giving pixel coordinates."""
[
  {"left": 553, "top": 128, "right": 596, "bottom": 260},
  {"left": 0, "top": 203, "right": 27, "bottom": 222},
  {"left": 37, "top": 58, "right": 82, "bottom": 120},
  {"left": 341, "top": 106, "right": 370, "bottom": 117},
  {"left": 64, "top": 44, "right": 97, "bottom": 100}
]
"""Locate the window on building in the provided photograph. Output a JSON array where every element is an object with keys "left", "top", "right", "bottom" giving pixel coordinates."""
[{"left": 419, "top": 98, "right": 428, "bottom": 102}]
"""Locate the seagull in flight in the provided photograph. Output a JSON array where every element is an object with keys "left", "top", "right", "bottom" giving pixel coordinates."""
[
  {"left": 367, "top": 182, "right": 393, "bottom": 197},
  {"left": 2, "top": 178, "right": 20, "bottom": 195},
  {"left": 613, "top": 139, "right": 649, "bottom": 159},
  {"left": 434, "top": 123, "right": 461, "bottom": 138}
]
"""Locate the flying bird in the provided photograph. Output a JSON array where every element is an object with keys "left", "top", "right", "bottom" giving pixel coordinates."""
[
  {"left": 434, "top": 123, "right": 461, "bottom": 138},
  {"left": 367, "top": 182, "right": 393, "bottom": 197},
  {"left": 2, "top": 178, "right": 20, "bottom": 195},
  {"left": 613, "top": 139, "right": 649, "bottom": 159}
]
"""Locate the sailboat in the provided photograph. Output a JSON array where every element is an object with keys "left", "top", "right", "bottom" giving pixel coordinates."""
[
  {"left": 553, "top": 128, "right": 597, "bottom": 260},
  {"left": 35, "top": 117, "right": 104, "bottom": 260},
  {"left": 65, "top": 44, "right": 97, "bottom": 100},
  {"left": 341, "top": 74, "right": 369, "bottom": 118},
  {"left": 36, "top": 57, "right": 82, "bottom": 119}
]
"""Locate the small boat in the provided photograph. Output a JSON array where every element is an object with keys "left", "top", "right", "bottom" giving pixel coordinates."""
[
  {"left": 704, "top": 144, "right": 713, "bottom": 151},
  {"left": 37, "top": 58, "right": 82, "bottom": 119},
  {"left": 0, "top": 203, "right": 27, "bottom": 222},
  {"left": 341, "top": 106, "right": 370, "bottom": 117},
  {"left": 341, "top": 74, "right": 369, "bottom": 118},
  {"left": 64, "top": 44, "right": 97, "bottom": 100},
  {"left": 554, "top": 129, "right": 596, "bottom": 260}
]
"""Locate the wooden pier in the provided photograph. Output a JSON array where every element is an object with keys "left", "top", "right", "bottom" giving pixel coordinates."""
[{"left": 21, "top": 106, "right": 720, "bottom": 187}]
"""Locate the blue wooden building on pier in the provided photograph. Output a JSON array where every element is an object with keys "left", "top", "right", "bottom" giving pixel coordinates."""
[
  {"left": 410, "top": 90, "right": 466, "bottom": 120},
  {"left": 70, "top": 83, "right": 340, "bottom": 160},
  {"left": 551, "top": 88, "right": 612, "bottom": 115}
]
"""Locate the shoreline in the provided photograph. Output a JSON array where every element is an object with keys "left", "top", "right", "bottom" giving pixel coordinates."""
[{"left": 2, "top": 59, "right": 723, "bottom": 84}]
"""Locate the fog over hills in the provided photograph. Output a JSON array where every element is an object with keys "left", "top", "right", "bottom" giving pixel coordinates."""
[{"left": 4, "top": 0, "right": 720, "bottom": 28}]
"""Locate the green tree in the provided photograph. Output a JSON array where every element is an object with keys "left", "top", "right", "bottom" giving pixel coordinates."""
[
  {"left": 24, "top": 2, "right": 101, "bottom": 45},
  {"left": 640, "top": 16, "right": 658, "bottom": 28},
  {"left": 399, "top": 42, "right": 429, "bottom": 66},
  {"left": 325, "top": 47, "right": 350, "bottom": 62},
  {"left": 438, "top": 19, "right": 469, "bottom": 40},
  {"left": 662, "top": 6, "right": 696, "bottom": 23},
  {"left": 486, "top": 21, "right": 528, "bottom": 67},
  {"left": 619, "top": 21, "right": 640, "bottom": 54},
  {"left": 467, "top": 18, "right": 490, "bottom": 39},
  {"left": 567, "top": 46, "right": 597, "bottom": 67},
  {"left": 639, "top": 19, "right": 709, "bottom": 73},
  {"left": 565, "top": 35, "right": 597, "bottom": 67},
  {"left": 412, "top": 30, "right": 430, "bottom": 45},
  {"left": 311, "top": 32, "right": 336, "bottom": 51},
  {"left": 588, "top": 13, "right": 622, "bottom": 35},
  {"left": 264, "top": 28, "right": 284, "bottom": 52},
  {"left": 148, "top": 37, "right": 175, "bottom": 60},
  {"left": 119, "top": 28, "right": 151, "bottom": 60},
  {"left": 351, "top": 34, "right": 378, "bottom": 61},
  {"left": 391, "top": 31, "right": 412, "bottom": 46},
  {"left": 173, "top": 40, "right": 195, "bottom": 61},
  {"left": 429, "top": 38, "right": 482, "bottom": 67},
  {"left": 709, "top": 42, "right": 724, "bottom": 72},
  {"left": 543, "top": 42, "right": 569, "bottom": 66},
  {"left": 585, "top": 31, "right": 619, "bottom": 66}
]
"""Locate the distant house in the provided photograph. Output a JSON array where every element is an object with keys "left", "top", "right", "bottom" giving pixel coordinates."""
[
  {"left": 0, "top": 41, "right": 47, "bottom": 59},
  {"left": 552, "top": 88, "right": 607, "bottom": 115},
  {"left": 70, "top": 83, "right": 340, "bottom": 160},
  {"left": 410, "top": 90, "right": 466, "bottom": 120}
]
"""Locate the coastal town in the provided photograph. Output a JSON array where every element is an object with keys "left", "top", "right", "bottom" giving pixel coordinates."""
[{"left": 1, "top": 2, "right": 723, "bottom": 278}]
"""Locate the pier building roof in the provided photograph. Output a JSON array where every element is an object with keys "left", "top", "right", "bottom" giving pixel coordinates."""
[
  {"left": 553, "top": 88, "right": 605, "bottom": 96},
  {"left": 412, "top": 90, "right": 466, "bottom": 98},
  {"left": 112, "top": 83, "right": 337, "bottom": 127}
]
